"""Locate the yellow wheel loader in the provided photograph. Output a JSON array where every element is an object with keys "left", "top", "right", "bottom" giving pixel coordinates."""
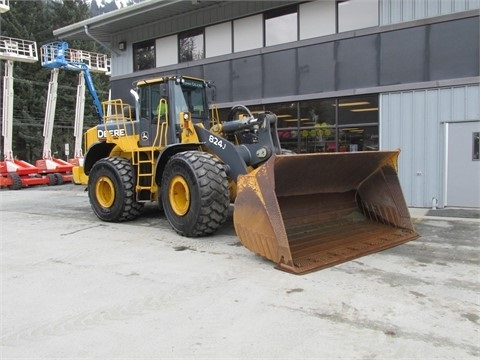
[{"left": 82, "top": 75, "right": 418, "bottom": 274}]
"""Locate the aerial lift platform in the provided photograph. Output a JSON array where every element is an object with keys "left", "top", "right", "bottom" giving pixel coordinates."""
[
  {"left": 0, "top": 35, "right": 49, "bottom": 189},
  {"left": 0, "top": 0, "right": 9, "bottom": 13},
  {"left": 39, "top": 41, "right": 108, "bottom": 185}
]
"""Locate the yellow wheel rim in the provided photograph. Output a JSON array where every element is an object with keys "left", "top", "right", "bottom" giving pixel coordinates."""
[
  {"left": 169, "top": 175, "right": 190, "bottom": 216},
  {"left": 96, "top": 176, "right": 115, "bottom": 208}
]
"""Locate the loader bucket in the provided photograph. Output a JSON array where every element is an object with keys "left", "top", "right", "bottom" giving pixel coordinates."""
[{"left": 233, "top": 150, "right": 419, "bottom": 274}]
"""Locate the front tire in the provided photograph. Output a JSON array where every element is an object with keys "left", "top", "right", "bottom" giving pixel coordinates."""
[
  {"left": 47, "top": 173, "right": 57, "bottom": 186},
  {"left": 161, "top": 151, "right": 230, "bottom": 237},
  {"left": 88, "top": 157, "right": 143, "bottom": 222}
]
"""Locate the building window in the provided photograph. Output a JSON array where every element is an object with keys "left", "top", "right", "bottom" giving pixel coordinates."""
[
  {"left": 336, "top": 95, "right": 379, "bottom": 151},
  {"left": 265, "top": 5, "right": 298, "bottom": 47},
  {"left": 473, "top": 132, "right": 479, "bottom": 161},
  {"left": 297, "top": 99, "right": 336, "bottom": 153},
  {"left": 272, "top": 95, "right": 379, "bottom": 153},
  {"left": 179, "top": 28, "right": 204, "bottom": 63},
  {"left": 337, "top": 0, "right": 379, "bottom": 33},
  {"left": 217, "top": 95, "right": 379, "bottom": 154},
  {"left": 133, "top": 39, "right": 155, "bottom": 71},
  {"left": 268, "top": 102, "right": 299, "bottom": 152},
  {"left": 336, "top": 95, "right": 379, "bottom": 125}
]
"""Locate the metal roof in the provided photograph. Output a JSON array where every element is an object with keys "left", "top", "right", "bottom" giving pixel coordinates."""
[{"left": 53, "top": 0, "right": 224, "bottom": 43}]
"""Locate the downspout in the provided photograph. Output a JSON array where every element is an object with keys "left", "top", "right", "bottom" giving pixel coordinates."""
[{"left": 84, "top": 25, "right": 121, "bottom": 56}]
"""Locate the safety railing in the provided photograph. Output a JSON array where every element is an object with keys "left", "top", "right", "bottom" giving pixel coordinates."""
[
  {"left": 68, "top": 48, "right": 109, "bottom": 73},
  {"left": 0, "top": 36, "right": 38, "bottom": 63},
  {"left": 103, "top": 99, "right": 132, "bottom": 122},
  {"left": 99, "top": 99, "right": 137, "bottom": 151},
  {"left": 40, "top": 42, "right": 109, "bottom": 73},
  {"left": 0, "top": 0, "right": 9, "bottom": 13}
]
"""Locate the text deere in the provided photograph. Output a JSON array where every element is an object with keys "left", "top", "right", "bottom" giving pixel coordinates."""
[{"left": 97, "top": 128, "right": 126, "bottom": 138}]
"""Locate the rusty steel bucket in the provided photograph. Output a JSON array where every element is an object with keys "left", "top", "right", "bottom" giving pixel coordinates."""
[{"left": 233, "top": 150, "right": 419, "bottom": 274}]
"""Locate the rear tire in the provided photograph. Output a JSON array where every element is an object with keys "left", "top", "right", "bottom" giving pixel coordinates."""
[
  {"left": 88, "top": 157, "right": 144, "bottom": 222},
  {"left": 161, "top": 151, "right": 230, "bottom": 237},
  {"left": 54, "top": 173, "right": 64, "bottom": 185}
]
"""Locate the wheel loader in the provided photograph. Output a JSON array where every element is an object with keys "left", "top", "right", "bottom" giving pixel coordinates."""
[{"left": 82, "top": 75, "right": 419, "bottom": 274}]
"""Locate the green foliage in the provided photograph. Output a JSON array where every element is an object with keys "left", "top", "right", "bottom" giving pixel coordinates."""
[{"left": 1, "top": 0, "right": 110, "bottom": 163}]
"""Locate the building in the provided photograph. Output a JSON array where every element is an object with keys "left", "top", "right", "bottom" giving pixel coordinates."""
[{"left": 53, "top": 0, "right": 479, "bottom": 208}]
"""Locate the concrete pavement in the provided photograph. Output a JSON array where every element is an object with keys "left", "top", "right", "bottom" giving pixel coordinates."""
[{"left": 1, "top": 184, "right": 479, "bottom": 359}]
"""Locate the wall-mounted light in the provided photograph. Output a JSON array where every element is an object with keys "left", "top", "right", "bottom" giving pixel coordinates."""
[{"left": 118, "top": 41, "right": 126, "bottom": 51}]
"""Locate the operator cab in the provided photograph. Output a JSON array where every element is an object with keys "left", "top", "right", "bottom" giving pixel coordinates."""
[{"left": 135, "top": 76, "right": 210, "bottom": 146}]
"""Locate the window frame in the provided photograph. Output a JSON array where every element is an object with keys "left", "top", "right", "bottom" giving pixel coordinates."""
[
  {"left": 271, "top": 95, "right": 379, "bottom": 153},
  {"left": 133, "top": 39, "right": 156, "bottom": 72},
  {"left": 264, "top": 5, "right": 299, "bottom": 47},
  {"left": 178, "top": 28, "right": 205, "bottom": 63},
  {"left": 473, "top": 131, "right": 479, "bottom": 161}
]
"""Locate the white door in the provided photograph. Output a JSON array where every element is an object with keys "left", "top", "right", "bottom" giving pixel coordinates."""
[{"left": 446, "top": 121, "right": 480, "bottom": 207}]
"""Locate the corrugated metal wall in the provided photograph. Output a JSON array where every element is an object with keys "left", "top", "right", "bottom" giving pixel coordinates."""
[
  {"left": 380, "top": 84, "right": 480, "bottom": 207},
  {"left": 380, "top": 0, "right": 480, "bottom": 25}
]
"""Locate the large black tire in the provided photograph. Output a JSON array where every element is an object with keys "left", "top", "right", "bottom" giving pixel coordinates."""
[
  {"left": 88, "top": 157, "right": 144, "bottom": 222},
  {"left": 54, "top": 173, "right": 64, "bottom": 185},
  {"left": 161, "top": 151, "right": 230, "bottom": 237},
  {"left": 8, "top": 173, "right": 22, "bottom": 190},
  {"left": 47, "top": 173, "right": 57, "bottom": 186}
]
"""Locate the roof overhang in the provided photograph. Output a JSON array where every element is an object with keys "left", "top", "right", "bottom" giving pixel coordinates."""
[
  {"left": 53, "top": 0, "right": 300, "bottom": 46},
  {"left": 53, "top": 0, "right": 224, "bottom": 43}
]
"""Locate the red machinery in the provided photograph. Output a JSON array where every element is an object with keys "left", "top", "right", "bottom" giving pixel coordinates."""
[{"left": 0, "top": 35, "right": 49, "bottom": 189}]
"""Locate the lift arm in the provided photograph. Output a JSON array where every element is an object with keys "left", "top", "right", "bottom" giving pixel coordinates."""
[
  {"left": 40, "top": 41, "right": 109, "bottom": 162},
  {"left": 80, "top": 63, "right": 104, "bottom": 121},
  {"left": 41, "top": 42, "right": 105, "bottom": 122},
  {"left": 74, "top": 72, "right": 86, "bottom": 159},
  {"left": 2, "top": 60, "right": 14, "bottom": 161},
  {"left": 42, "top": 68, "right": 59, "bottom": 159}
]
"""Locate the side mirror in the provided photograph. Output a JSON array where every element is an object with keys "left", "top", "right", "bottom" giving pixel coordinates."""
[
  {"left": 206, "top": 81, "right": 216, "bottom": 103},
  {"left": 160, "top": 83, "right": 167, "bottom": 95}
]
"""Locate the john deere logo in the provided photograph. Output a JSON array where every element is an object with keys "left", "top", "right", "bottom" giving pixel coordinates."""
[{"left": 141, "top": 131, "right": 149, "bottom": 141}]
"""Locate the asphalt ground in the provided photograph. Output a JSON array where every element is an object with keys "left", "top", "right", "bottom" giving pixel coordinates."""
[{"left": 1, "top": 184, "right": 479, "bottom": 359}]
